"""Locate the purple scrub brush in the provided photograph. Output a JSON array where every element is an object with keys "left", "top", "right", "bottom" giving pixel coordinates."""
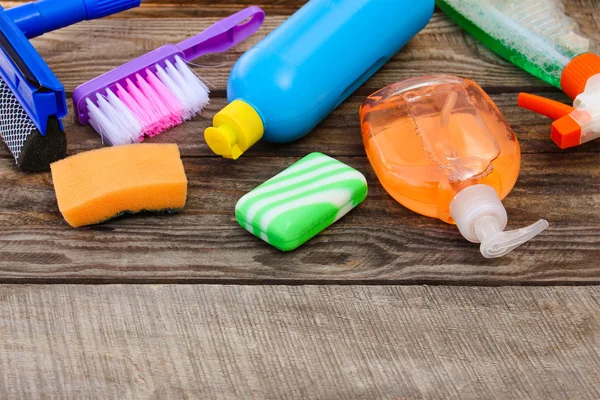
[{"left": 72, "top": 6, "right": 264, "bottom": 146}]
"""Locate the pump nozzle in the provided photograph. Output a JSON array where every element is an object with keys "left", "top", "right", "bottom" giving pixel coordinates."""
[
  {"left": 518, "top": 53, "right": 600, "bottom": 149},
  {"left": 519, "top": 73, "right": 600, "bottom": 149},
  {"left": 474, "top": 216, "right": 549, "bottom": 258},
  {"left": 450, "top": 184, "right": 548, "bottom": 258}
]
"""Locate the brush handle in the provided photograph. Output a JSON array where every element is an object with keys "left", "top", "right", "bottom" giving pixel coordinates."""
[
  {"left": 175, "top": 6, "right": 265, "bottom": 62},
  {"left": 5, "top": 0, "right": 140, "bottom": 39}
]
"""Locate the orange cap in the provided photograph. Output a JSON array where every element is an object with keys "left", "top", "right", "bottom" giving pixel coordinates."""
[
  {"left": 551, "top": 116, "right": 582, "bottom": 149},
  {"left": 561, "top": 53, "right": 600, "bottom": 100}
]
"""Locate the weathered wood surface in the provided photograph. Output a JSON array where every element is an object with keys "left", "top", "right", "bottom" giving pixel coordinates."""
[
  {"left": 2, "top": 94, "right": 599, "bottom": 159},
  {"left": 17, "top": 12, "right": 600, "bottom": 94},
  {"left": 1, "top": 284, "right": 599, "bottom": 399},
  {"left": 1, "top": 2, "right": 600, "bottom": 399},
  {"left": 1, "top": 152, "right": 599, "bottom": 283},
  {"left": 0, "top": 1, "right": 599, "bottom": 283}
]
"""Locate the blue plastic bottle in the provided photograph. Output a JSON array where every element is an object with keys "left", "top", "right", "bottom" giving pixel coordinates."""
[{"left": 205, "top": 0, "right": 435, "bottom": 159}]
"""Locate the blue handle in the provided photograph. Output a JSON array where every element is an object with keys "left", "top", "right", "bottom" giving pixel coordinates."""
[{"left": 5, "top": 0, "right": 141, "bottom": 39}]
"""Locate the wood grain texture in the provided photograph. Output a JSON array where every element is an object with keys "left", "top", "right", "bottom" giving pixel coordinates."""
[
  {"left": 1, "top": 94, "right": 598, "bottom": 161},
  {"left": 1, "top": 3, "right": 599, "bottom": 399},
  {"left": 0, "top": 0, "right": 598, "bottom": 283},
  {"left": 1, "top": 284, "right": 599, "bottom": 399},
  {"left": 21, "top": 12, "right": 600, "bottom": 94},
  {"left": 1, "top": 153, "right": 598, "bottom": 284}
]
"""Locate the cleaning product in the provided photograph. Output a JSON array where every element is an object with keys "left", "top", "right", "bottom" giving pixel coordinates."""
[
  {"left": 360, "top": 75, "right": 548, "bottom": 258},
  {"left": 51, "top": 143, "right": 187, "bottom": 228},
  {"left": 72, "top": 6, "right": 265, "bottom": 146},
  {"left": 436, "top": 0, "right": 600, "bottom": 149},
  {"left": 204, "top": 0, "right": 435, "bottom": 160},
  {"left": 518, "top": 79, "right": 600, "bottom": 149},
  {"left": 0, "top": 0, "right": 141, "bottom": 171},
  {"left": 236, "top": 153, "right": 368, "bottom": 251}
]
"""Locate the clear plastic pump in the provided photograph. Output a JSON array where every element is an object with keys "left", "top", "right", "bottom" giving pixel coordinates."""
[
  {"left": 360, "top": 75, "right": 549, "bottom": 258},
  {"left": 450, "top": 185, "right": 548, "bottom": 258}
]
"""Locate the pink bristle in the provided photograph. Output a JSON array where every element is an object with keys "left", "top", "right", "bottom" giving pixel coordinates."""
[
  {"left": 126, "top": 77, "right": 165, "bottom": 136},
  {"left": 111, "top": 70, "right": 186, "bottom": 141},
  {"left": 116, "top": 82, "right": 155, "bottom": 140},
  {"left": 145, "top": 69, "right": 184, "bottom": 128},
  {"left": 134, "top": 73, "right": 180, "bottom": 137}
]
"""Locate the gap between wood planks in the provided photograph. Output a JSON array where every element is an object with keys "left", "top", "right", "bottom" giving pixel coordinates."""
[{"left": 1, "top": 278, "right": 600, "bottom": 286}]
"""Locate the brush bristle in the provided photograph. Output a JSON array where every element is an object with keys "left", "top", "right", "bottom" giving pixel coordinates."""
[{"left": 87, "top": 56, "right": 210, "bottom": 146}]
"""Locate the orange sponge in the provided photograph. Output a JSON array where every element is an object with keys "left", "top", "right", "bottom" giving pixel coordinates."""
[{"left": 51, "top": 143, "right": 187, "bottom": 227}]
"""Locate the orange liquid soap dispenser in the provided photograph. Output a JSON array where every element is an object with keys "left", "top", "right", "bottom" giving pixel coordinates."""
[{"left": 360, "top": 75, "right": 548, "bottom": 258}]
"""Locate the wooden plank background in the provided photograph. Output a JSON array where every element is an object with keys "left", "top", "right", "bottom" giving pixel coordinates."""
[
  {"left": 0, "top": 0, "right": 599, "bottom": 398},
  {"left": 1, "top": 284, "right": 600, "bottom": 399},
  {"left": 0, "top": 0, "right": 598, "bottom": 284}
]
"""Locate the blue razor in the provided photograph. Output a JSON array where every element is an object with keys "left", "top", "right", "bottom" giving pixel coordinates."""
[{"left": 0, "top": 0, "right": 140, "bottom": 171}]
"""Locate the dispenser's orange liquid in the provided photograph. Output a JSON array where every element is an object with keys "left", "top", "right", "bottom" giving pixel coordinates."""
[{"left": 360, "top": 76, "right": 521, "bottom": 224}]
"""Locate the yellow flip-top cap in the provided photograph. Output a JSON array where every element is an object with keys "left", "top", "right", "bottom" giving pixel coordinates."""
[{"left": 204, "top": 100, "right": 264, "bottom": 159}]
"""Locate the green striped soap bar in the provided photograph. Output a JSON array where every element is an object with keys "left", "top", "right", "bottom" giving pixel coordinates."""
[{"left": 236, "top": 153, "right": 368, "bottom": 251}]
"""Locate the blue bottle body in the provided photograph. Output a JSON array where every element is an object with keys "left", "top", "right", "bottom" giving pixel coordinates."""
[{"left": 227, "top": 0, "right": 435, "bottom": 143}]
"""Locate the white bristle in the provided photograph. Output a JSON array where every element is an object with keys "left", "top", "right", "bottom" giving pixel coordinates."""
[
  {"left": 85, "top": 57, "right": 210, "bottom": 146},
  {"left": 156, "top": 64, "right": 195, "bottom": 120},
  {"left": 174, "top": 56, "right": 210, "bottom": 111},
  {"left": 85, "top": 90, "right": 143, "bottom": 146},
  {"left": 163, "top": 58, "right": 210, "bottom": 119},
  {"left": 105, "top": 89, "right": 143, "bottom": 139},
  {"left": 86, "top": 98, "right": 113, "bottom": 144},
  {"left": 164, "top": 61, "right": 191, "bottom": 100}
]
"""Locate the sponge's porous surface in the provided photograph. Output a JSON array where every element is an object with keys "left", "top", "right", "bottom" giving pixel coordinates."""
[{"left": 51, "top": 143, "right": 188, "bottom": 228}]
